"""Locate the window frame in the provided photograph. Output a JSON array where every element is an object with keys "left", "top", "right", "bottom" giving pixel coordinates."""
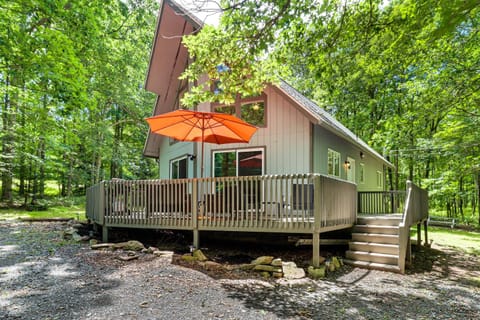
[
  {"left": 359, "top": 163, "right": 365, "bottom": 184},
  {"left": 212, "top": 147, "right": 265, "bottom": 177},
  {"left": 170, "top": 156, "right": 188, "bottom": 179},
  {"left": 212, "top": 94, "right": 267, "bottom": 127},
  {"left": 327, "top": 149, "right": 341, "bottom": 177},
  {"left": 376, "top": 170, "right": 383, "bottom": 188}
]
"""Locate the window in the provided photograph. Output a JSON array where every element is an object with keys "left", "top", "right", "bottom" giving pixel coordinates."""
[
  {"left": 327, "top": 149, "right": 341, "bottom": 177},
  {"left": 213, "top": 96, "right": 266, "bottom": 127},
  {"left": 376, "top": 171, "right": 383, "bottom": 188},
  {"left": 170, "top": 157, "right": 187, "bottom": 179},
  {"left": 359, "top": 163, "right": 365, "bottom": 184},
  {"left": 241, "top": 101, "right": 265, "bottom": 126},
  {"left": 213, "top": 149, "right": 264, "bottom": 177}
]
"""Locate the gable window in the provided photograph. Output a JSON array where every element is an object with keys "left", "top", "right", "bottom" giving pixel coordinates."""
[
  {"left": 327, "top": 149, "right": 341, "bottom": 177},
  {"left": 213, "top": 149, "right": 264, "bottom": 177},
  {"left": 170, "top": 157, "right": 188, "bottom": 179},
  {"left": 241, "top": 101, "right": 265, "bottom": 126},
  {"left": 359, "top": 163, "right": 365, "bottom": 184},
  {"left": 213, "top": 95, "right": 266, "bottom": 127},
  {"left": 376, "top": 170, "right": 383, "bottom": 188}
]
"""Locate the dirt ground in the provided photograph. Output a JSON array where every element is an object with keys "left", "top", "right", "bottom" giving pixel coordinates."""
[{"left": 1, "top": 220, "right": 479, "bottom": 319}]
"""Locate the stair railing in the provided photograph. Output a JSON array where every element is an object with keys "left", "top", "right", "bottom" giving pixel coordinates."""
[{"left": 398, "top": 181, "right": 429, "bottom": 273}]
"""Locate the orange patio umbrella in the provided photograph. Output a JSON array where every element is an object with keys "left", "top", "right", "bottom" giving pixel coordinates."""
[{"left": 146, "top": 109, "right": 258, "bottom": 178}]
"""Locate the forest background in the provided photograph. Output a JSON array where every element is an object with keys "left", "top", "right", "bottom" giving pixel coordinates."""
[{"left": 1, "top": 0, "right": 479, "bottom": 225}]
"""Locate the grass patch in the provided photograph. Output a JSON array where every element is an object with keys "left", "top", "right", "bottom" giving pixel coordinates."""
[
  {"left": 0, "top": 204, "right": 85, "bottom": 221},
  {"left": 412, "top": 226, "right": 480, "bottom": 256}
]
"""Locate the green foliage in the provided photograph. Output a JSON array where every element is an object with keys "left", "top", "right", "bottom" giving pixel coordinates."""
[
  {"left": 179, "top": 0, "right": 480, "bottom": 220},
  {"left": 180, "top": 25, "right": 278, "bottom": 107},
  {"left": 1, "top": 0, "right": 159, "bottom": 203},
  {"left": 0, "top": 202, "right": 85, "bottom": 220}
]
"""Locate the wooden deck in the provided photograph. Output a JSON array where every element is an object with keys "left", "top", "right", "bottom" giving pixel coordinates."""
[
  {"left": 86, "top": 174, "right": 428, "bottom": 270},
  {"left": 86, "top": 174, "right": 357, "bottom": 266}
]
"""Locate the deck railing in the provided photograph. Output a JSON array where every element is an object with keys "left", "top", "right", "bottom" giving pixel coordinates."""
[
  {"left": 357, "top": 190, "right": 406, "bottom": 215},
  {"left": 398, "top": 181, "right": 429, "bottom": 273},
  {"left": 86, "top": 174, "right": 357, "bottom": 234}
]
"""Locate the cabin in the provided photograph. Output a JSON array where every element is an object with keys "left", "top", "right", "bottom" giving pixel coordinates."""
[{"left": 86, "top": 0, "right": 429, "bottom": 273}]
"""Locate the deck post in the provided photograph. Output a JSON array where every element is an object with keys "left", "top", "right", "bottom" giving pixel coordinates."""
[
  {"left": 417, "top": 223, "right": 421, "bottom": 246},
  {"left": 423, "top": 220, "right": 428, "bottom": 246},
  {"left": 102, "top": 226, "right": 109, "bottom": 242},
  {"left": 312, "top": 175, "right": 322, "bottom": 267},
  {"left": 192, "top": 180, "right": 199, "bottom": 248},
  {"left": 312, "top": 232, "right": 321, "bottom": 267},
  {"left": 99, "top": 182, "right": 107, "bottom": 242}
]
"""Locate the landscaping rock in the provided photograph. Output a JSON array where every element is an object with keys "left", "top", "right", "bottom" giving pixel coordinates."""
[
  {"left": 238, "top": 263, "right": 256, "bottom": 271},
  {"left": 308, "top": 265, "right": 326, "bottom": 279},
  {"left": 113, "top": 240, "right": 145, "bottom": 251},
  {"left": 181, "top": 254, "right": 197, "bottom": 262},
  {"left": 72, "top": 232, "right": 83, "bottom": 242},
  {"left": 253, "top": 265, "right": 282, "bottom": 273},
  {"left": 271, "top": 258, "right": 283, "bottom": 267},
  {"left": 251, "top": 256, "right": 274, "bottom": 265},
  {"left": 203, "top": 261, "right": 223, "bottom": 271},
  {"left": 282, "top": 261, "right": 306, "bottom": 279},
  {"left": 91, "top": 243, "right": 115, "bottom": 250},
  {"left": 192, "top": 249, "right": 208, "bottom": 262},
  {"left": 332, "top": 256, "right": 341, "bottom": 269}
]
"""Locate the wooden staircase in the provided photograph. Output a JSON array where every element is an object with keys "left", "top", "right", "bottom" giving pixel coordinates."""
[{"left": 345, "top": 214, "right": 403, "bottom": 273}]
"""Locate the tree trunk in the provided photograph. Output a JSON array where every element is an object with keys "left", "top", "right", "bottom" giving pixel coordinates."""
[
  {"left": 1, "top": 72, "right": 14, "bottom": 203},
  {"left": 458, "top": 176, "right": 464, "bottom": 221}
]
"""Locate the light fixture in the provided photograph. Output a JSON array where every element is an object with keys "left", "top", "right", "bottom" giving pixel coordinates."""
[
  {"left": 252, "top": 103, "right": 260, "bottom": 111},
  {"left": 360, "top": 151, "right": 365, "bottom": 159},
  {"left": 344, "top": 160, "right": 351, "bottom": 170}
]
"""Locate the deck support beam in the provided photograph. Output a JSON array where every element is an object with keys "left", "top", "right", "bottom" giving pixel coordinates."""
[
  {"left": 312, "top": 232, "right": 321, "bottom": 267},
  {"left": 417, "top": 223, "right": 422, "bottom": 246},
  {"left": 193, "top": 230, "right": 199, "bottom": 248},
  {"left": 102, "top": 225, "right": 109, "bottom": 243},
  {"left": 423, "top": 220, "right": 428, "bottom": 246}
]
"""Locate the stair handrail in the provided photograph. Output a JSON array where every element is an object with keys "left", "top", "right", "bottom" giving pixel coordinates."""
[{"left": 398, "top": 180, "right": 429, "bottom": 273}]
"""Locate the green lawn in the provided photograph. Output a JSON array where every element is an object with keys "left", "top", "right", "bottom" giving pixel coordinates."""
[
  {"left": 413, "top": 226, "right": 480, "bottom": 256},
  {"left": 0, "top": 205, "right": 85, "bottom": 221}
]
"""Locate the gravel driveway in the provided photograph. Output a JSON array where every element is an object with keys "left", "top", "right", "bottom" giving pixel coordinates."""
[{"left": 1, "top": 221, "right": 479, "bottom": 319}]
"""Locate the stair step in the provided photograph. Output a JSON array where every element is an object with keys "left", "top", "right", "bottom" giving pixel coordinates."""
[
  {"left": 353, "top": 225, "right": 399, "bottom": 235},
  {"left": 357, "top": 216, "right": 402, "bottom": 226},
  {"left": 349, "top": 241, "right": 399, "bottom": 255},
  {"left": 343, "top": 259, "right": 401, "bottom": 273},
  {"left": 346, "top": 250, "right": 398, "bottom": 265},
  {"left": 352, "top": 233, "right": 399, "bottom": 244}
]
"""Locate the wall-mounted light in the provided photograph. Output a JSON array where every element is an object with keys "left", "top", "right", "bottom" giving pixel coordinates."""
[
  {"left": 344, "top": 160, "right": 351, "bottom": 170},
  {"left": 360, "top": 151, "right": 365, "bottom": 159},
  {"left": 187, "top": 154, "right": 196, "bottom": 161}
]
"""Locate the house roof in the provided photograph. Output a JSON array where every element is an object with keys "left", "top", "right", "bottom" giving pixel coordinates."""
[
  {"left": 143, "top": 0, "right": 202, "bottom": 158},
  {"left": 275, "top": 80, "right": 393, "bottom": 168},
  {"left": 143, "top": 0, "right": 393, "bottom": 169}
]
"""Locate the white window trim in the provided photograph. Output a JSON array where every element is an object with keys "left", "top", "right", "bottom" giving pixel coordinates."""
[{"left": 327, "top": 149, "right": 341, "bottom": 177}]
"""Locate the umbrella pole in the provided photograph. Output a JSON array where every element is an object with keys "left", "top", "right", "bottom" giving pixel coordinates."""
[
  {"left": 201, "top": 120, "right": 205, "bottom": 178},
  {"left": 201, "top": 140, "right": 204, "bottom": 178}
]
